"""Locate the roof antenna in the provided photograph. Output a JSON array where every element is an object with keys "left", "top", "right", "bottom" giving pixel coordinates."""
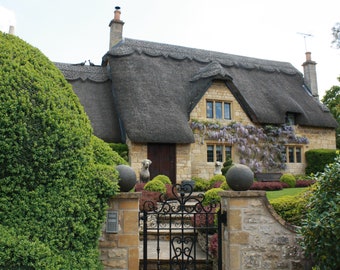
[{"left": 297, "top": 32, "right": 313, "bottom": 52}]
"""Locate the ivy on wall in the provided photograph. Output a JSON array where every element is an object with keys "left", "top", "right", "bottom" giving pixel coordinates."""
[{"left": 190, "top": 120, "right": 309, "bottom": 173}]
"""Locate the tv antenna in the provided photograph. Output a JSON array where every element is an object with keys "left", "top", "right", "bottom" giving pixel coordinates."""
[{"left": 297, "top": 32, "right": 313, "bottom": 52}]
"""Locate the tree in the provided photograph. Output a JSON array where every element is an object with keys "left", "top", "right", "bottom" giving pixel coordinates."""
[
  {"left": 331, "top": 22, "right": 340, "bottom": 49},
  {"left": 300, "top": 154, "right": 340, "bottom": 269},
  {"left": 322, "top": 77, "right": 340, "bottom": 149},
  {"left": 0, "top": 32, "right": 125, "bottom": 268}
]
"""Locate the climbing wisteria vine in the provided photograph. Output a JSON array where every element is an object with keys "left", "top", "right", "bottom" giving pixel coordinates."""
[{"left": 190, "top": 120, "right": 309, "bottom": 173}]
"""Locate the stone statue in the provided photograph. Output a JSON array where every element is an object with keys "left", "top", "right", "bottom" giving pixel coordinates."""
[
  {"left": 140, "top": 159, "right": 152, "bottom": 183},
  {"left": 214, "top": 161, "right": 222, "bottom": 175}
]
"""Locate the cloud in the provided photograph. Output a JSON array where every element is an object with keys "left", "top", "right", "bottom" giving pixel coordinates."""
[{"left": 0, "top": 6, "right": 16, "bottom": 33}]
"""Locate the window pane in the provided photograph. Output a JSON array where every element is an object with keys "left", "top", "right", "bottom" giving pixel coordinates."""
[
  {"left": 215, "top": 102, "right": 222, "bottom": 119},
  {"left": 206, "top": 101, "right": 213, "bottom": 118},
  {"left": 286, "top": 113, "right": 295, "bottom": 125},
  {"left": 288, "top": 147, "right": 294, "bottom": 163},
  {"left": 207, "top": 145, "right": 214, "bottom": 162},
  {"left": 224, "top": 103, "right": 231, "bottom": 120},
  {"left": 296, "top": 147, "right": 302, "bottom": 163},
  {"left": 225, "top": 146, "right": 232, "bottom": 159},
  {"left": 216, "top": 145, "right": 223, "bottom": 162}
]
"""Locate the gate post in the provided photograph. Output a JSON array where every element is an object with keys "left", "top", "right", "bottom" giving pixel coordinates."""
[
  {"left": 99, "top": 192, "right": 141, "bottom": 270},
  {"left": 219, "top": 190, "right": 305, "bottom": 270}
]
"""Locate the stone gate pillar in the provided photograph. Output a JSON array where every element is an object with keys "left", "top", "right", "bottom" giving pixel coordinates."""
[
  {"left": 219, "top": 190, "right": 305, "bottom": 270},
  {"left": 99, "top": 192, "right": 141, "bottom": 270}
]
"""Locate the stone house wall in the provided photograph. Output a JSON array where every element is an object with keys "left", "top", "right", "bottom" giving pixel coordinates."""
[{"left": 127, "top": 81, "right": 336, "bottom": 182}]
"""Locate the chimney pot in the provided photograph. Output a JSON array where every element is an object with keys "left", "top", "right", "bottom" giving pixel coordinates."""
[
  {"left": 8, "top": 25, "right": 15, "bottom": 35},
  {"left": 114, "top": 6, "right": 121, "bottom": 21}
]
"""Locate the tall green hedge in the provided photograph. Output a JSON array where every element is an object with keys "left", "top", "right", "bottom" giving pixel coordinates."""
[
  {"left": 305, "top": 149, "right": 338, "bottom": 174},
  {"left": 0, "top": 32, "right": 124, "bottom": 269},
  {"left": 300, "top": 155, "right": 340, "bottom": 269}
]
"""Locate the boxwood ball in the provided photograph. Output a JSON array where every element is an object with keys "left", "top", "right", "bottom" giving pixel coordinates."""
[
  {"left": 225, "top": 164, "right": 254, "bottom": 191},
  {"left": 116, "top": 165, "right": 137, "bottom": 192}
]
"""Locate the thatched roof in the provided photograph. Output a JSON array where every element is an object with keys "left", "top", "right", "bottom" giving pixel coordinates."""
[
  {"left": 102, "top": 38, "right": 337, "bottom": 143},
  {"left": 54, "top": 63, "right": 122, "bottom": 142}
]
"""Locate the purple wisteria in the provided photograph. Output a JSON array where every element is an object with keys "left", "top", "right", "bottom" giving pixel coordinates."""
[{"left": 190, "top": 120, "right": 309, "bottom": 173}]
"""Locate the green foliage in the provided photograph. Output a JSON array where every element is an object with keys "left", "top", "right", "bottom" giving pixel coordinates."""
[
  {"left": 202, "top": 188, "right": 223, "bottom": 206},
  {"left": 305, "top": 149, "right": 338, "bottom": 174},
  {"left": 209, "top": 174, "right": 226, "bottom": 188},
  {"left": 270, "top": 191, "right": 311, "bottom": 226},
  {"left": 144, "top": 180, "right": 166, "bottom": 193},
  {"left": 0, "top": 32, "right": 120, "bottom": 269},
  {"left": 280, "top": 173, "right": 296, "bottom": 188},
  {"left": 151, "top": 174, "right": 172, "bottom": 185},
  {"left": 322, "top": 78, "right": 340, "bottom": 149},
  {"left": 220, "top": 181, "right": 230, "bottom": 190},
  {"left": 221, "top": 158, "right": 233, "bottom": 175},
  {"left": 108, "top": 143, "right": 129, "bottom": 162},
  {"left": 331, "top": 23, "right": 340, "bottom": 49},
  {"left": 300, "top": 155, "right": 340, "bottom": 269},
  {"left": 192, "top": 177, "right": 210, "bottom": 191}
]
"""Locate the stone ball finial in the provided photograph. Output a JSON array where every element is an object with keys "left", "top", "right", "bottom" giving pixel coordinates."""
[
  {"left": 116, "top": 164, "right": 137, "bottom": 192},
  {"left": 225, "top": 164, "right": 254, "bottom": 191}
]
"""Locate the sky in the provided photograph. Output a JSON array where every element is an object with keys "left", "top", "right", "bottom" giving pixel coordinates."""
[{"left": 0, "top": 0, "right": 339, "bottom": 99}]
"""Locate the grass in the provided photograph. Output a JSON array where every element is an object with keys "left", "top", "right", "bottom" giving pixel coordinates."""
[{"left": 266, "top": 187, "right": 308, "bottom": 201}]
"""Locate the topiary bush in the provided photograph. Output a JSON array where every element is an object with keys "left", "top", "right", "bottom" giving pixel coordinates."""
[
  {"left": 151, "top": 174, "right": 172, "bottom": 185},
  {"left": 144, "top": 179, "right": 166, "bottom": 193},
  {"left": 280, "top": 173, "right": 296, "bottom": 188},
  {"left": 300, "top": 154, "right": 340, "bottom": 269},
  {"left": 0, "top": 32, "right": 122, "bottom": 269},
  {"left": 221, "top": 158, "right": 233, "bottom": 175},
  {"left": 209, "top": 174, "right": 226, "bottom": 188},
  {"left": 202, "top": 188, "right": 223, "bottom": 206},
  {"left": 192, "top": 177, "right": 210, "bottom": 191}
]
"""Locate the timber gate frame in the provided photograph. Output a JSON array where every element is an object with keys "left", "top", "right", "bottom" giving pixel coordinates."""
[{"left": 140, "top": 184, "right": 226, "bottom": 270}]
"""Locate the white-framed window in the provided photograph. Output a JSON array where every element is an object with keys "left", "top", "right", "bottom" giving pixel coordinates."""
[
  {"left": 206, "top": 100, "right": 231, "bottom": 120},
  {"left": 207, "top": 144, "right": 232, "bottom": 162},
  {"left": 285, "top": 146, "right": 302, "bottom": 163}
]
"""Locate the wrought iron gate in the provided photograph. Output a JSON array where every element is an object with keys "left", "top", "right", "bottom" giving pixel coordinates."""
[{"left": 140, "top": 184, "right": 226, "bottom": 270}]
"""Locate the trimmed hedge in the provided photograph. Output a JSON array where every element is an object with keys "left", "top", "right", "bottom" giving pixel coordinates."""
[
  {"left": 209, "top": 174, "right": 226, "bottom": 188},
  {"left": 305, "top": 149, "right": 338, "bottom": 174},
  {"left": 280, "top": 173, "right": 296, "bottom": 188},
  {"left": 151, "top": 174, "right": 172, "bottom": 185},
  {"left": 270, "top": 193, "right": 310, "bottom": 226},
  {"left": 144, "top": 179, "right": 166, "bottom": 193},
  {"left": 0, "top": 32, "right": 122, "bottom": 269},
  {"left": 192, "top": 177, "right": 210, "bottom": 191}
]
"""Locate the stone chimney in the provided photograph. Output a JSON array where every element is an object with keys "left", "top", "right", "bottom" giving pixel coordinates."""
[
  {"left": 302, "top": 52, "right": 318, "bottom": 99},
  {"left": 8, "top": 25, "right": 15, "bottom": 35},
  {"left": 109, "top": 6, "right": 124, "bottom": 49}
]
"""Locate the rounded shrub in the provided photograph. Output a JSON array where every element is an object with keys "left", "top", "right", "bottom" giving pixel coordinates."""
[
  {"left": 152, "top": 174, "right": 172, "bottom": 185},
  {"left": 209, "top": 174, "right": 226, "bottom": 188},
  {"left": 144, "top": 179, "right": 166, "bottom": 193},
  {"left": 280, "top": 173, "right": 296, "bottom": 188},
  {"left": 192, "top": 177, "right": 210, "bottom": 191},
  {"left": 0, "top": 32, "right": 121, "bottom": 269},
  {"left": 202, "top": 188, "right": 223, "bottom": 206}
]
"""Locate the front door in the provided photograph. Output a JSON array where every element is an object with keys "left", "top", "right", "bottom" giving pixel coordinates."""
[{"left": 147, "top": 143, "right": 176, "bottom": 184}]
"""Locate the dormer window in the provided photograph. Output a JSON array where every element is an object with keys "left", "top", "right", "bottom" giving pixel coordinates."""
[
  {"left": 206, "top": 100, "right": 231, "bottom": 120},
  {"left": 286, "top": 113, "right": 296, "bottom": 125}
]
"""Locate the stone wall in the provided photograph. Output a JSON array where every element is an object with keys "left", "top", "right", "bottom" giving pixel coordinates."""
[
  {"left": 99, "top": 193, "right": 141, "bottom": 270},
  {"left": 220, "top": 190, "right": 307, "bottom": 270}
]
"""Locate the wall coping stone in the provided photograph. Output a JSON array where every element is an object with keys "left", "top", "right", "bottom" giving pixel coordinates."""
[{"left": 113, "top": 192, "right": 141, "bottom": 199}]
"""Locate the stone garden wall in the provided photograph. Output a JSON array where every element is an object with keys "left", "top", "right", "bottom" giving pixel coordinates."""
[{"left": 220, "top": 190, "right": 309, "bottom": 270}]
